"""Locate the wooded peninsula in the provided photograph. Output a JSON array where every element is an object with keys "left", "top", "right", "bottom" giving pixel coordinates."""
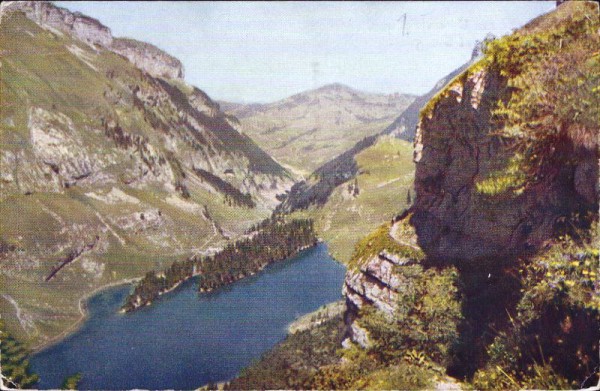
[{"left": 121, "top": 218, "right": 317, "bottom": 312}]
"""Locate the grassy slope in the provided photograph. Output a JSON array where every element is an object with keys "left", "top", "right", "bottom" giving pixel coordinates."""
[
  {"left": 228, "top": 86, "right": 415, "bottom": 174},
  {"left": 0, "top": 189, "right": 261, "bottom": 346},
  {"left": 291, "top": 136, "right": 414, "bottom": 263},
  {"left": 0, "top": 13, "right": 270, "bottom": 346},
  {"left": 243, "top": 120, "right": 391, "bottom": 176}
]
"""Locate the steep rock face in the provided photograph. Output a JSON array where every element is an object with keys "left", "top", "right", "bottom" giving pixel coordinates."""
[
  {"left": 1, "top": 1, "right": 184, "bottom": 80},
  {"left": 343, "top": 252, "right": 411, "bottom": 319},
  {"left": 111, "top": 38, "right": 184, "bottom": 80},
  {"left": 342, "top": 218, "right": 424, "bottom": 347},
  {"left": 410, "top": 66, "right": 597, "bottom": 262},
  {"left": 1, "top": 1, "right": 112, "bottom": 47}
]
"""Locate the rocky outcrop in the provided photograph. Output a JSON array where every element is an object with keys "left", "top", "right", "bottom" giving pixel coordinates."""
[
  {"left": 1, "top": 1, "right": 112, "bottom": 47},
  {"left": 188, "top": 88, "right": 222, "bottom": 118},
  {"left": 111, "top": 38, "right": 184, "bottom": 80},
  {"left": 343, "top": 251, "right": 413, "bottom": 317},
  {"left": 410, "top": 66, "right": 598, "bottom": 262},
  {"left": 0, "top": 106, "right": 179, "bottom": 196},
  {"left": 342, "top": 228, "right": 421, "bottom": 347},
  {"left": 2, "top": 1, "right": 184, "bottom": 80}
]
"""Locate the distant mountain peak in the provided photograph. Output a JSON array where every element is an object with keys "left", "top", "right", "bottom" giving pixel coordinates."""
[
  {"left": 315, "top": 83, "right": 356, "bottom": 93},
  {"left": 222, "top": 82, "right": 416, "bottom": 173}
]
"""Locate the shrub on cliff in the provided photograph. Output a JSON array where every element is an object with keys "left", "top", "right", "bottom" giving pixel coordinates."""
[
  {"left": 472, "top": 225, "right": 600, "bottom": 389},
  {"left": 358, "top": 266, "right": 462, "bottom": 366},
  {"left": 479, "top": 1, "right": 599, "bottom": 195}
]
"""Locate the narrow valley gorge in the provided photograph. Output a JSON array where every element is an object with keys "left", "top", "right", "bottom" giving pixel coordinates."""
[{"left": 0, "top": 1, "right": 598, "bottom": 390}]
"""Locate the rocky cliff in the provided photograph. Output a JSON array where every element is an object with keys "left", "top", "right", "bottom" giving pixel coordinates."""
[
  {"left": 342, "top": 217, "right": 426, "bottom": 347},
  {"left": 411, "top": 46, "right": 597, "bottom": 263},
  {"left": 111, "top": 38, "right": 184, "bottom": 80},
  {"left": 341, "top": 2, "right": 599, "bottom": 387},
  {"left": 1, "top": 1, "right": 112, "bottom": 46},
  {"left": 1, "top": 1, "right": 184, "bottom": 80},
  {"left": 343, "top": 247, "right": 417, "bottom": 347}
]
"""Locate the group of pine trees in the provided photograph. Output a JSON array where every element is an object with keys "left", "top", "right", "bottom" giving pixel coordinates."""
[
  {"left": 121, "top": 218, "right": 316, "bottom": 312},
  {"left": 193, "top": 167, "right": 256, "bottom": 208},
  {"left": 0, "top": 321, "right": 39, "bottom": 389},
  {"left": 197, "top": 218, "right": 316, "bottom": 291}
]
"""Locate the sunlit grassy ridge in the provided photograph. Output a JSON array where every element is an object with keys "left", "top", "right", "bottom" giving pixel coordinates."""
[
  {"left": 224, "top": 84, "right": 415, "bottom": 174},
  {"left": 291, "top": 136, "right": 415, "bottom": 263}
]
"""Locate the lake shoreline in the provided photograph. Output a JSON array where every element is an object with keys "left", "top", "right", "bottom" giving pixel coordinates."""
[
  {"left": 124, "top": 233, "right": 320, "bottom": 313},
  {"left": 30, "top": 242, "right": 346, "bottom": 390},
  {"left": 30, "top": 239, "right": 339, "bottom": 354},
  {"left": 30, "top": 278, "right": 140, "bottom": 354}
]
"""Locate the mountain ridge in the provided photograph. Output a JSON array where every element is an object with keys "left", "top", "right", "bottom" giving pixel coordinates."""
[
  {"left": 222, "top": 83, "right": 416, "bottom": 173},
  {"left": 0, "top": 2, "right": 292, "bottom": 348},
  {"left": 1, "top": 1, "right": 185, "bottom": 80}
]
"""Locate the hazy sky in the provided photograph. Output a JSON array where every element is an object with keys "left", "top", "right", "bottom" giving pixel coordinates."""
[{"left": 55, "top": 1, "right": 555, "bottom": 103}]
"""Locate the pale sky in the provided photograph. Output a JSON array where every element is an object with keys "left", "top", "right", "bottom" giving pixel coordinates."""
[{"left": 55, "top": 1, "right": 555, "bottom": 103}]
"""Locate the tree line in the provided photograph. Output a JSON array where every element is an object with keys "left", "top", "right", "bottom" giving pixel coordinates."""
[
  {"left": 121, "top": 218, "right": 316, "bottom": 312},
  {"left": 192, "top": 167, "right": 255, "bottom": 208}
]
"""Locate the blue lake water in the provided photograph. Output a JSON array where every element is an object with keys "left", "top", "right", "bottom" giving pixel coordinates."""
[{"left": 30, "top": 243, "right": 346, "bottom": 390}]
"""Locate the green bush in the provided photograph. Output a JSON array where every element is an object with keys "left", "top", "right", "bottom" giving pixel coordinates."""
[
  {"left": 482, "top": 1, "right": 599, "bottom": 189},
  {"left": 472, "top": 363, "right": 572, "bottom": 390},
  {"left": 358, "top": 266, "right": 462, "bottom": 365},
  {"left": 471, "top": 227, "right": 599, "bottom": 389}
]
